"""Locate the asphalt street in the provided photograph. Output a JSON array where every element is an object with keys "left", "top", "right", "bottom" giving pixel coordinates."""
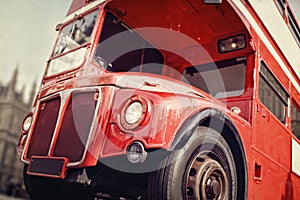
[{"left": 0, "top": 194, "right": 27, "bottom": 200}]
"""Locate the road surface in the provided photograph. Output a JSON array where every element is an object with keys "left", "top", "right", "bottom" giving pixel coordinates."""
[{"left": 0, "top": 194, "right": 27, "bottom": 200}]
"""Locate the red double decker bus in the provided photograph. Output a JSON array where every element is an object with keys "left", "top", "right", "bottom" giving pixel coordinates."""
[{"left": 17, "top": 0, "right": 300, "bottom": 199}]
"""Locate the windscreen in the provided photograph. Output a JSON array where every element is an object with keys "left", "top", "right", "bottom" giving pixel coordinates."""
[
  {"left": 53, "top": 9, "right": 99, "bottom": 56},
  {"left": 93, "top": 12, "right": 164, "bottom": 74},
  {"left": 46, "top": 9, "right": 99, "bottom": 76}
]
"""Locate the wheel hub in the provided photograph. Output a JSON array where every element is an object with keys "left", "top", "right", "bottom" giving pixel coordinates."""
[
  {"left": 186, "top": 155, "right": 228, "bottom": 200},
  {"left": 206, "top": 177, "right": 221, "bottom": 198}
]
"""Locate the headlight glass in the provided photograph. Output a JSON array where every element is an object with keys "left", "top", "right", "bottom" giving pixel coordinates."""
[
  {"left": 121, "top": 97, "right": 147, "bottom": 130},
  {"left": 125, "top": 102, "right": 144, "bottom": 125},
  {"left": 22, "top": 115, "right": 33, "bottom": 132}
]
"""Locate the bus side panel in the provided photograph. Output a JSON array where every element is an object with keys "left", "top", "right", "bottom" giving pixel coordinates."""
[{"left": 252, "top": 151, "right": 292, "bottom": 199}]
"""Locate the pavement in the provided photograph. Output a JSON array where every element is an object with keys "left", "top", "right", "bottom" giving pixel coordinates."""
[{"left": 0, "top": 194, "right": 27, "bottom": 200}]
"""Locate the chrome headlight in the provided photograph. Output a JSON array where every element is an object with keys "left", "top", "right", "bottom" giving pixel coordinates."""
[
  {"left": 121, "top": 97, "right": 147, "bottom": 129},
  {"left": 22, "top": 114, "right": 33, "bottom": 132}
]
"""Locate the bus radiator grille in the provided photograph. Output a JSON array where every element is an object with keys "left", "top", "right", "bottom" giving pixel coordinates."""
[
  {"left": 26, "top": 91, "right": 97, "bottom": 163},
  {"left": 53, "top": 92, "right": 97, "bottom": 162},
  {"left": 27, "top": 97, "right": 61, "bottom": 159}
]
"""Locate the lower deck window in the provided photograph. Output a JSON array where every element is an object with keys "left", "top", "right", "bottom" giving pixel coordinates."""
[
  {"left": 182, "top": 57, "right": 247, "bottom": 98},
  {"left": 259, "top": 61, "right": 288, "bottom": 123}
]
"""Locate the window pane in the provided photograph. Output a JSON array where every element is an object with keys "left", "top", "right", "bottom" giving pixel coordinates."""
[
  {"left": 259, "top": 62, "right": 288, "bottom": 123},
  {"left": 94, "top": 12, "right": 164, "bottom": 74},
  {"left": 260, "top": 62, "right": 288, "bottom": 103},
  {"left": 288, "top": 0, "right": 300, "bottom": 22},
  {"left": 291, "top": 104, "right": 300, "bottom": 140},
  {"left": 53, "top": 9, "right": 99, "bottom": 56},
  {"left": 287, "top": 7, "right": 300, "bottom": 46},
  {"left": 182, "top": 57, "right": 247, "bottom": 98}
]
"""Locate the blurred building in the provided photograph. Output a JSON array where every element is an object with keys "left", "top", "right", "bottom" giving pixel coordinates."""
[{"left": 0, "top": 65, "right": 36, "bottom": 194}]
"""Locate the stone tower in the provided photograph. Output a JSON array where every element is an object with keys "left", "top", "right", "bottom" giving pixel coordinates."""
[{"left": 0, "top": 65, "right": 36, "bottom": 194}]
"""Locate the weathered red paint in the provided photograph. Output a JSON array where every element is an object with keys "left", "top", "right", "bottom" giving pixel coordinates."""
[{"left": 18, "top": 0, "right": 300, "bottom": 198}]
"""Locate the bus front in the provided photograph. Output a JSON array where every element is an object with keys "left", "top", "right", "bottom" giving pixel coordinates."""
[{"left": 18, "top": 0, "right": 252, "bottom": 199}]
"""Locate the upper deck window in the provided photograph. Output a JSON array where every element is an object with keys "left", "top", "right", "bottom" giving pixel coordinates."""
[
  {"left": 274, "top": 0, "right": 300, "bottom": 46},
  {"left": 274, "top": 0, "right": 286, "bottom": 16},
  {"left": 287, "top": 7, "right": 300, "bottom": 46},
  {"left": 182, "top": 57, "right": 247, "bottom": 98},
  {"left": 94, "top": 12, "right": 164, "bottom": 74}
]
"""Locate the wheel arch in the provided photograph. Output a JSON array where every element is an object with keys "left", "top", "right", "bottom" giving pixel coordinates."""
[{"left": 170, "top": 108, "right": 248, "bottom": 200}]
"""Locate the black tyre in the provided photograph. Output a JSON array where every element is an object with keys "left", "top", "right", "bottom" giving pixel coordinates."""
[
  {"left": 148, "top": 126, "right": 237, "bottom": 200},
  {"left": 23, "top": 165, "right": 93, "bottom": 200}
]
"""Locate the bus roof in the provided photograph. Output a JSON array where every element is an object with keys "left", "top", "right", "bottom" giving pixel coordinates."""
[{"left": 67, "top": 0, "right": 99, "bottom": 16}]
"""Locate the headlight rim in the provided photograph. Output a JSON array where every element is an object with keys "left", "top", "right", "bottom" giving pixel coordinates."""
[{"left": 121, "top": 96, "right": 147, "bottom": 130}]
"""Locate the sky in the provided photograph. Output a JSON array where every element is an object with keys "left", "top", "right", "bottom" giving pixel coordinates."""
[
  {"left": 0, "top": 0, "right": 72, "bottom": 101},
  {"left": 0, "top": 0, "right": 299, "bottom": 102}
]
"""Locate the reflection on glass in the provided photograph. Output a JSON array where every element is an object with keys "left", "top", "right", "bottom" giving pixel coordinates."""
[
  {"left": 53, "top": 9, "right": 99, "bottom": 56},
  {"left": 46, "top": 48, "right": 86, "bottom": 76},
  {"left": 45, "top": 9, "right": 99, "bottom": 76}
]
